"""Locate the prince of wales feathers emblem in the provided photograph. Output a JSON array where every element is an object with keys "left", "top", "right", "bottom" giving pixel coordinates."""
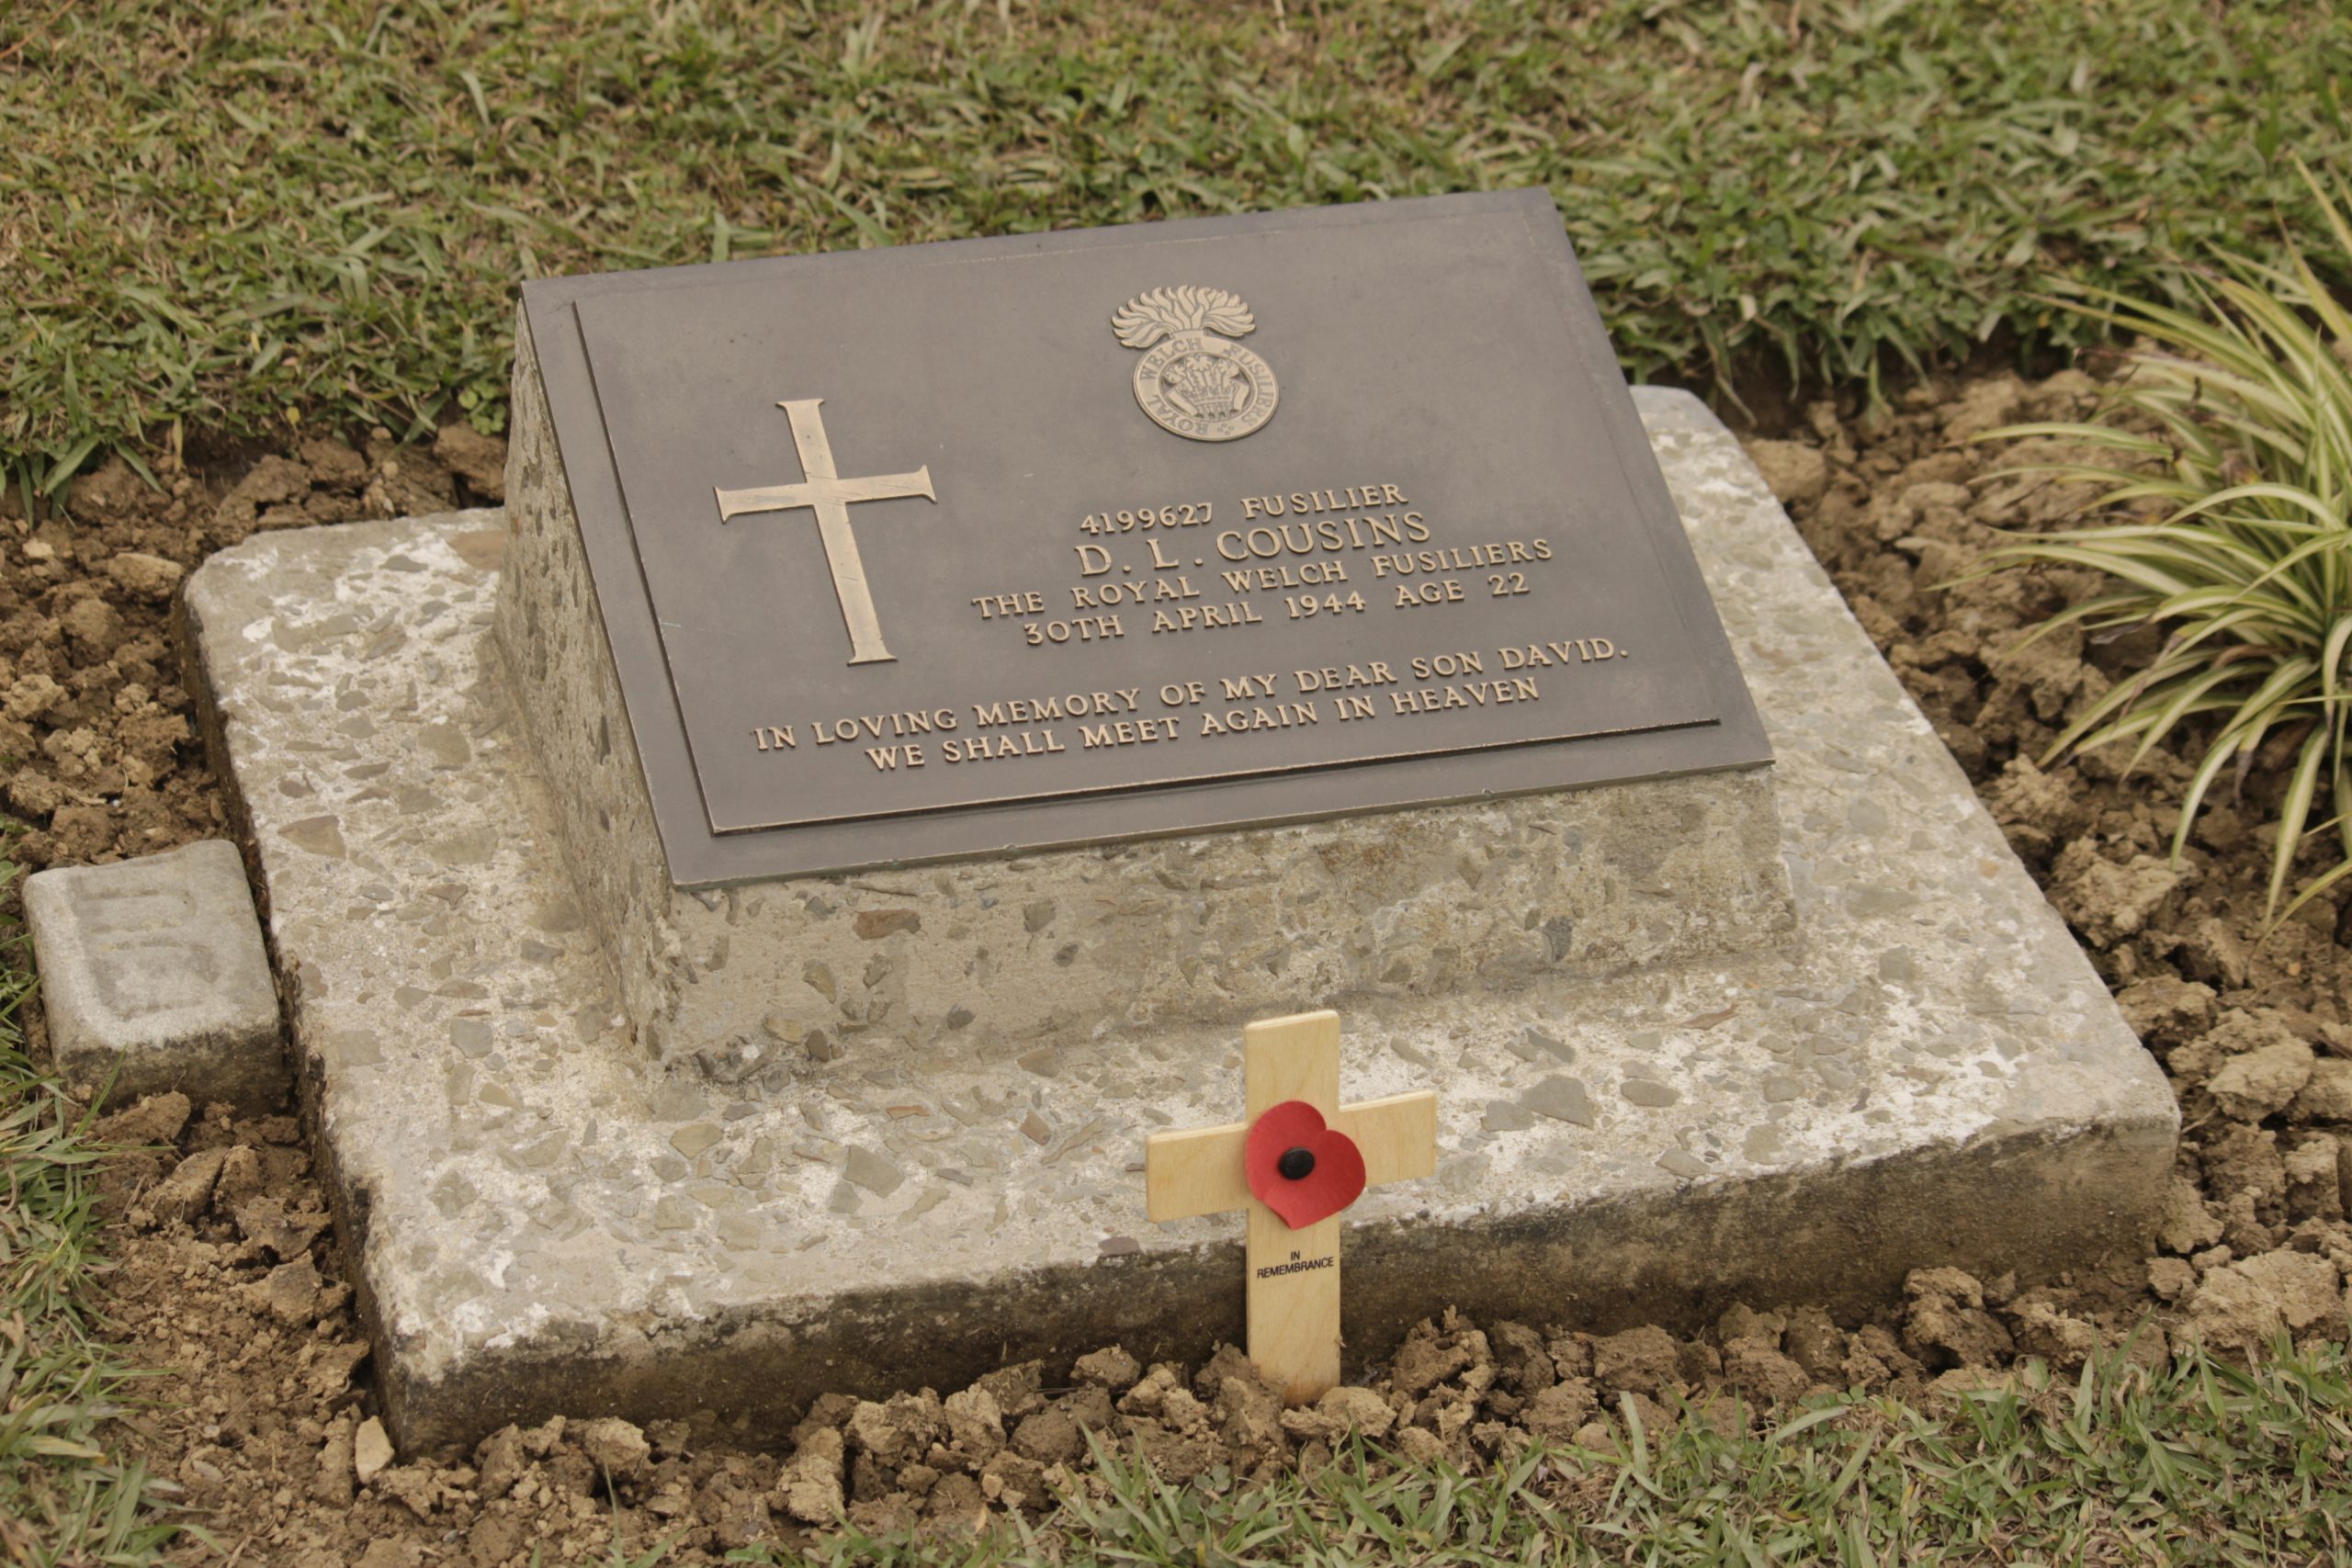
[{"left": 1114, "top": 287, "right": 1279, "bottom": 443}]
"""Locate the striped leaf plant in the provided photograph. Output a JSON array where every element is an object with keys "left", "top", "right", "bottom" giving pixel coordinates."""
[{"left": 1975, "top": 162, "right": 2352, "bottom": 924}]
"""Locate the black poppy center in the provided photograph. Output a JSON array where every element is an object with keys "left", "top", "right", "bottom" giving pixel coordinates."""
[{"left": 1277, "top": 1146, "right": 1316, "bottom": 1181}]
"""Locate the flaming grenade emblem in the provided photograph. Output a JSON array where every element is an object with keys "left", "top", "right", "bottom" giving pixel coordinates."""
[{"left": 1113, "top": 287, "right": 1279, "bottom": 443}]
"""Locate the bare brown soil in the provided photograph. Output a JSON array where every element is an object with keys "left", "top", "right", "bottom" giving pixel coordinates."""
[
  {"left": 11, "top": 369, "right": 2352, "bottom": 1562},
  {"left": 0, "top": 423, "right": 503, "bottom": 872}
]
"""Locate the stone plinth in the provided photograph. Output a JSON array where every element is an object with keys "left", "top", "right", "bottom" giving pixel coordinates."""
[
  {"left": 25, "top": 839, "right": 285, "bottom": 1113},
  {"left": 494, "top": 312, "right": 1793, "bottom": 1077},
  {"left": 182, "top": 391, "right": 2177, "bottom": 1456}
]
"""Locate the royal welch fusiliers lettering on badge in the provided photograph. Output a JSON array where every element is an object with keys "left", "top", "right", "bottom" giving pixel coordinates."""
[{"left": 1114, "top": 287, "right": 1279, "bottom": 443}]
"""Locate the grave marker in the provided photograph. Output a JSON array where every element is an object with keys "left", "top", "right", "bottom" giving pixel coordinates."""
[
  {"left": 22, "top": 839, "right": 285, "bottom": 1114},
  {"left": 175, "top": 191, "right": 2177, "bottom": 1453},
  {"left": 499, "top": 190, "right": 1793, "bottom": 1078},
  {"left": 1146, "top": 1010, "right": 1436, "bottom": 1403},
  {"left": 520, "top": 189, "right": 1771, "bottom": 883}
]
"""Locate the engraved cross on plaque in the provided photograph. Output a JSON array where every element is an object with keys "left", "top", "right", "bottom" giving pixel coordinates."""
[{"left": 713, "top": 399, "right": 937, "bottom": 666}]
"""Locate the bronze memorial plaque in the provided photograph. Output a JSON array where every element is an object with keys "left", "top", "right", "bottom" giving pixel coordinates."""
[{"left": 524, "top": 190, "right": 1769, "bottom": 886}]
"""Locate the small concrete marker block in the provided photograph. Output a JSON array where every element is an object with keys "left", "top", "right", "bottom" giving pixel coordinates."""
[{"left": 24, "top": 839, "right": 284, "bottom": 1113}]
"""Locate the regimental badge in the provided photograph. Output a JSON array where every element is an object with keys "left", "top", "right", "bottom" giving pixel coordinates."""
[{"left": 1113, "top": 287, "right": 1279, "bottom": 443}]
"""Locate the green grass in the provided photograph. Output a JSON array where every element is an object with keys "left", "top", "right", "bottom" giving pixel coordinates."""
[
  {"left": 741, "top": 1344, "right": 2352, "bottom": 1566},
  {"left": 6, "top": 0, "right": 2350, "bottom": 488},
  {"left": 0, "top": 894, "right": 181, "bottom": 1565}
]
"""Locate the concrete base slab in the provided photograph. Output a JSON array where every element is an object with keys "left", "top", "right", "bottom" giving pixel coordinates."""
[
  {"left": 182, "top": 390, "right": 2177, "bottom": 1456},
  {"left": 25, "top": 838, "right": 286, "bottom": 1114}
]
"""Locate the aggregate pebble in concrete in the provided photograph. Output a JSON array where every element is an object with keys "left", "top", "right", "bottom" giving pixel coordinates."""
[
  {"left": 24, "top": 839, "right": 284, "bottom": 1112},
  {"left": 181, "top": 391, "right": 2177, "bottom": 1455}
]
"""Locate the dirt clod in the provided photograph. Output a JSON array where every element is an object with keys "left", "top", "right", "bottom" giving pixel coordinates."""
[
  {"left": 2186, "top": 1251, "right": 2346, "bottom": 1354},
  {"left": 1280, "top": 1384, "right": 1396, "bottom": 1442},
  {"left": 139, "top": 1145, "right": 229, "bottom": 1227},
  {"left": 578, "top": 1416, "right": 653, "bottom": 1481},
  {"left": 1070, "top": 1345, "right": 1141, "bottom": 1391},
  {"left": 1591, "top": 1326, "right": 1681, "bottom": 1396},
  {"left": 435, "top": 423, "right": 509, "bottom": 502},
  {"left": 1720, "top": 1337, "right": 1811, "bottom": 1403},
  {"left": 96, "top": 1089, "right": 191, "bottom": 1147},
  {"left": 1741, "top": 438, "right": 1829, "bottom": 508},
  {"left": 1903, "top": 1269, "right": 2016, "bottom": 1370},
  {"left": 2209, "top": 1039, "right": 2317, "bottom": 1122}
]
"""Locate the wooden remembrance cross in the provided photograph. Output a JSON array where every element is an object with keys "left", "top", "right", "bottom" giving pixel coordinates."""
[{"left": 1145, "top": 1010, "right": 1438, "bottom": 1404}]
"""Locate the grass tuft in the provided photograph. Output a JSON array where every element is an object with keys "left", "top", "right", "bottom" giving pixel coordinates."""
[{"left": 0, "top": 865, "right": 180, "bottom": 1565}]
